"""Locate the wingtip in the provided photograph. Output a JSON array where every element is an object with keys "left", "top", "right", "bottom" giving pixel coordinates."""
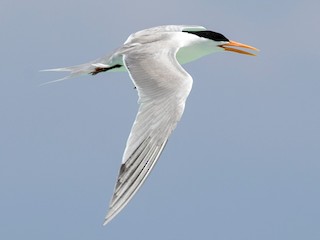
[
  {"left": 102, "top": 213, "right": 114, "bottom": 226},
  {"left": 102, "top": 219, "right": 109, "bottom": 226}
]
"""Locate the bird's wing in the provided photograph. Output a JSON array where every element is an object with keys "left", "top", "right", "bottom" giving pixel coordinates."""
[{"left": 104, "top": 40, "right": 193, "bottom": 225}]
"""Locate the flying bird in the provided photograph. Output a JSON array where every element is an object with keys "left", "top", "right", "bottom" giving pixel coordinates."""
[{"left": 43, "top": 25, "right": 258, "bottom": 225}]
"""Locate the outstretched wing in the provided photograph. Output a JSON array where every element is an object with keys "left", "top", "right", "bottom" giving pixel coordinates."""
[{"left": 103, "top": 40, "right": 193, "bottom": 225}]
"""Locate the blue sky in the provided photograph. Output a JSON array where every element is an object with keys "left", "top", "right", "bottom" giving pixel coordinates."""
[{"left": 1, "top": 0, "right": 320, "bottom": 239}]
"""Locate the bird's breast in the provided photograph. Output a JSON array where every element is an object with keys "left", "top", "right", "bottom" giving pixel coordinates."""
[{"left": 176, "top": 40, "right": 220, "bottom": 65}]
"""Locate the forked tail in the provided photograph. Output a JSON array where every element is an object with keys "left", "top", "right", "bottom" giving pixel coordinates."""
[{"left": 40, "top": 61, "right": 122, "bottom": 85}]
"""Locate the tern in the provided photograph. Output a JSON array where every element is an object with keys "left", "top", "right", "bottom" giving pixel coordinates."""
[{"left": 43, "top": 25, "right": 258, "bottom": 225}]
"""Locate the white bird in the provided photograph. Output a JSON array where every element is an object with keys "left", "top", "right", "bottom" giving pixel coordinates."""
[{"left": 43, "top": 25, "right": 258, "bottom": 225}]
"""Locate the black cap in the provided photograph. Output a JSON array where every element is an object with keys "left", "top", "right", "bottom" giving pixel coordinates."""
[{"left": 183, "top": 30, "right": 229, "bottom": 42}]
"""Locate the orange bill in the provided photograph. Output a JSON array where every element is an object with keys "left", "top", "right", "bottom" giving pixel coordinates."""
[{"left": 221, "top": 40, "right": 259, "bottom": 56}]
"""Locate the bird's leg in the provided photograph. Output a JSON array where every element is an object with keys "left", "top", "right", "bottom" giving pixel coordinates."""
[
  {"left": 91, "top": 67, "right": 108, "bottom": 75},
  {"left": 90, "top": 64, "right": 122, "bottom": 75}
]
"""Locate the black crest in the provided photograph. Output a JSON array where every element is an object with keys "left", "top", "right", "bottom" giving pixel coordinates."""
[{"left": 183, "top": 30, "right": 229, "bottom": 42}]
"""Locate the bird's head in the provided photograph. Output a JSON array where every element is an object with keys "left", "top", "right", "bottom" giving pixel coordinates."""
[{"left": 183, "top": 30, "right": 259, "bottom": 56}]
